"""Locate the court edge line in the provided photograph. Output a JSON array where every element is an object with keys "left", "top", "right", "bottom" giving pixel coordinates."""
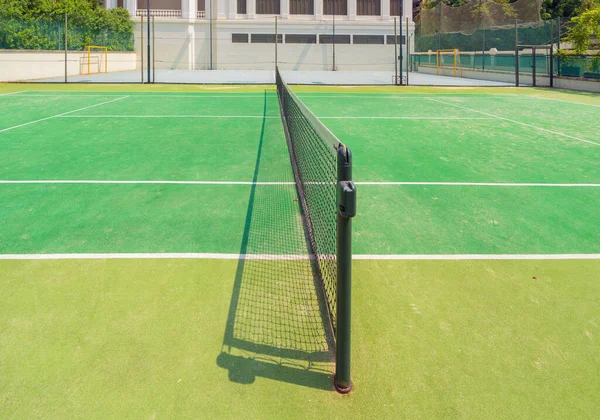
[
  {"left": 0, "top": 253, "right": 598, "bottom": 260},
  {"left": 0, "top": 96, "right": 129, "bottom": 134},
  {"left": 18, "top": 93, "right": 270, "bottom": 98},
  {"left": 426, "top": 97, "right": 600, "bottom": 147},
  {"left": 57, "top": 115, "right": 494, "bottom": 120},
  {"left": 0, "top": 180, "right": 598, "bottom": 187},
  {"left": 58, "top": 115, "right": 279, "bottom": 119},
  {"left": 0, "top": 91, "right": 25, "bottom": 97},
  {"left": 532, "top": 96, "right": 600, "bottom": 108}
]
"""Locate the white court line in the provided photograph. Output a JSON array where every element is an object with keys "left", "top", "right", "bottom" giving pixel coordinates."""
[
  {"left": 0, "top": 96, "right": 129, "bottom": 134},
  {"left": 1, "top": 180, "right": 599, "bottom": 187},
  {"left": 19, "top": 93, "right": 268, "bottom": 98},
  {"left": 0, "top": 180, "right": 295, "bottom": 185},
  {"left": 319, "top": 116, "right": 496, "bottom": 120},
  {"left": 426, "top": 97, "right": 600, "bottom": 147},
  {"left": 0, "top": 253, "right": 598, "bottom": 261},
  {"left": 357, "top": 182, "right": 600, "bottom": 187},
  {"left": 532, "top": 96, "right": 600, "bottom": 108},
  {"left": 0, "top": 91, "right": 24, "bottom": 97},
  {"left": 58, "top": 115, "right": 278, "bottom": 119},
  {"left": 353, "top": 254, "right": 600, "bottom": 260}
]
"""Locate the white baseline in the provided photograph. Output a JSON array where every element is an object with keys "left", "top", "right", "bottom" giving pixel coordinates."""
[
  {"left": 0, "top": 253, "right": 598, "bottom": 260},
  {"left": 0, "top": 180, "right": 598, "bottom": 187}
]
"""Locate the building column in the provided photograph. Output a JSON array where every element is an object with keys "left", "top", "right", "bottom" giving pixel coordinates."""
[
  {"left": 315, "top": 0, "right": 323, "bottom": 20},
  {"left": 281, "top": 0, "right": 289, "bottom": 19},
  {"left": 402, "top": 0, "right": 412, "bottom": 24},
  {"left": 348, "top": 0, "right": 356, "bottom": 20},
  {"left": 182, "top": 0, "right": 196, "bottom": 20},
  {"left": 381, "top": 0, "right": 389, "bottom": 21},
  {"left": 248, "top": 0, "right": 256, "bottom": 18},
  {"left": 126, "top": 0, "right": 136, "bottom": 17},
  {"left": 228, "top": 0, "right": 236, "bottom": 18},
  {"left": 105, "top": 0, "right": 117, "bottom": 9}
]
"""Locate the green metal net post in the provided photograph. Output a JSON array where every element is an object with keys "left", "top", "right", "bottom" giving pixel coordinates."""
[{"left": 335, "top": 146, "right": 356, "bottom": 394}]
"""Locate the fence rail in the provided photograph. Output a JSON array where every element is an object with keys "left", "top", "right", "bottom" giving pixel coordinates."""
[{"left": 136, "top": 9, "right": 183, "bottom": 18}]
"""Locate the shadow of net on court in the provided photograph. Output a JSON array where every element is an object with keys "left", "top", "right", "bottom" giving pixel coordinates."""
[{"left": 217, "top": 92, "right": 335, "bottom": 391}]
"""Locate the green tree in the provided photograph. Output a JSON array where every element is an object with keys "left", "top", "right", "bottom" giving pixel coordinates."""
[{"left": 565, "top": 5, "right": 600, "bottom": 53}]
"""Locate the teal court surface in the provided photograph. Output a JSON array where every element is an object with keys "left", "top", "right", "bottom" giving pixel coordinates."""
[{"left": 1, "top": 85, "right": 599, "bottom": 418}]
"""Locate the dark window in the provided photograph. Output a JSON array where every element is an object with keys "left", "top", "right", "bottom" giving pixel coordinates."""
[
  {"left": 237, "top": 0, "right": 247, "bottom": 13},
  {"left": 198, "top": 0, "right": 205, "bottom": 12},
  {"left": 251, "top": 34, "right": 283, "bottom": 43},
  {"left": 353, "top": 35, "right": 384, "bottom": 44},
  {"left": 232, "top": 33, "right": 249, "bottom": 43},
  {"left": 256, "top": 0, "right": 280, "bottom": 14},
  {"left": 386, "top": 35, "right": 405, "bottom": 44},
  {"left": 286, "top": 34, "right": 317, "bottom": 44},
  {"left": 290, "top": 0, "right": 314, "bottom": 14},
  {"left": 138, "top": 0, "right": 182, "bottom": 8},
  {"left": 319, "top": 34, "right": 351, "bottom": 44},
  {"left": 117, "top": 0, "right": 124, "bottom": 7},
  {"left": 357, "top": 0, "right": 380, "bottom": 15},
  {"left": 390, "top": 0, "right": 403, "bottom": 16},
  {"left": 323, "top": 0, "right": 347, "bottom": 15}
]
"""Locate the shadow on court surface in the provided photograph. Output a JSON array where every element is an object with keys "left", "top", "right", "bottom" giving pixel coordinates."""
[{"left": 217, "top": 91, "right": 335, "bottom": 391}]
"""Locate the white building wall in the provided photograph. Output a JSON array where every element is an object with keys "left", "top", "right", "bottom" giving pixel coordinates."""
[{"left": 117, "top": 0, "right": 415, "bottom": 72}]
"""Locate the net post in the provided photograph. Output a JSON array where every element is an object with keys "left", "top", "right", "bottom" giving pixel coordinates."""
[
  {"left": 515, "top": 20, "right": 519, "bottom": 87},
  {"left": 335, "top": 145, "right": 355, "bottom": 394},
  {"left": 532, "top": 47, "right": 536, "bottom": 87},
  {"left": 406, "top": 16, "right": 410, "bottom": 86},
  {"left": 141, "top": 15, "right": 144, "bottom": 83},
  {"left": 64, "top": 13, "right": 68, "bottom": 83},
  {"left": 394, "top": 17, "right": 398, "bottom": 85}
]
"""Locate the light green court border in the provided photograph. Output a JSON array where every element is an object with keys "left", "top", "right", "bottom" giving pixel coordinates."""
[{"left": 1, "top": 83, "right": 599, "bottom": 106}]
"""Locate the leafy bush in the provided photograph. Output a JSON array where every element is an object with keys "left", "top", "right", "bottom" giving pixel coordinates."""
[{"left": 0, "top": 0, "right": 134, "bottom": 51}]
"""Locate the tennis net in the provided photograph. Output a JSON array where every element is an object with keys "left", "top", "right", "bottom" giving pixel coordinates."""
[{"left": 276, "top": 68, "right": 356, "bottom": 393}]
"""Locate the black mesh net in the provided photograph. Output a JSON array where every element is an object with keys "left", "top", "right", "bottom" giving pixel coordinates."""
[{"left": 276, "top": 68, "right": 341, "bottom": 333}]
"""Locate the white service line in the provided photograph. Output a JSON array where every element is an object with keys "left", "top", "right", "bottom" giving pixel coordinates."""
[
  {"left": 0, "top": 96, "right": 129, "bottom": 134},
  {"left": 426, "top": 97, "right": 600, "bottom": 147},
  {"left": 1, "top": 180, "right": 599, "bottom": 187},
  {"left": 0, "top": 253, "right": 309, "bottom": 260},
  {"left": 356, "top": 182, "right": 600, "bottom": 187},
  {"left": 58, "top": 115, "right": 278, "bottom": 119},
  {"left": 319, "top": 116, "right": 496, "bottom": 120},
  {"left": 0, "top": 253, "right": 598, "bottom": 261},
  {"left": 18, "top": 93, "right": 268, "bottom": 98},
  {"left": 0, "top": 180, "right": 295, "bottom": 185},
  {"left": 353, "top": 254, "right": 600, "bottom": 260},
  {"left": 0, "top": 91, "right": 24, "bottom": 97}
]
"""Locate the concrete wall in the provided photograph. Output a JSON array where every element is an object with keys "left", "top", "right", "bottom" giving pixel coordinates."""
[
  {"left": 135, "top": 18, "right": 413, "bottom": 71},
  {"left": 416, "top": 64, "right": 600, "bottom": 93},
  {"left": 0, "top": 50, "right": 137, "bottom": 82}
]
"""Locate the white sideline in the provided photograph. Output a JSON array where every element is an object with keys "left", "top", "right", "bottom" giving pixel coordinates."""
[
  {"left": 0, "top": 96, "right": 129, "bottom": 134},
  {"left": 0, "top": 180, "right": 598, "bottom": 187},
  {"left": 426, "top": 97, "right": 600, "bottom": 147},
  {"left": 0, "top": 253, "right": 598, "bottom": 261},
  {"left": 58, "top": 115, "right": 278, "bottom": 119}
]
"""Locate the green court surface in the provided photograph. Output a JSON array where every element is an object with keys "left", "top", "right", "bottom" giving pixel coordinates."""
[{"left": 1, "top": 85, "right": 599, "bottom": 418}]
